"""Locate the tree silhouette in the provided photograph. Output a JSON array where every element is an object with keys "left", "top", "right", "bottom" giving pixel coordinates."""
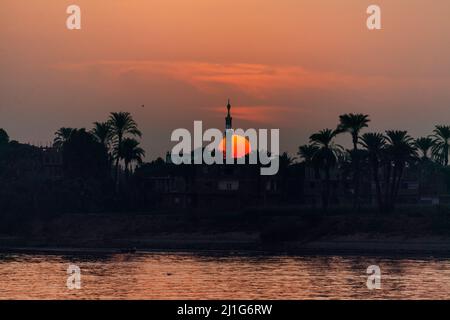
[
  {"left": 0, "top": 129, "right": 9, "bottom": 145},
  {"left": 432, "top": 125, "right": 450, "bottom": 166},
  {"left": 360, "top": 132, "right": 386, "bottom": 212},
  {"left": 108, "top": 112, "right": 142, "bottom": 189},
  {"left": 53, "top": 128, "right": 74, "bottom": 149},
  {"left": 62, "top": 128, "right": 109, "bottom": 179},
  {"left": 278, "top": 152, "right": 294, "bottom": 200},
  {"left": 298, "top": 144, "right": 319, "bottom": 166},
  {"left": 337, "top": 114, "right": 370, "bottom": 150},
  {"left": 384, "top": 130, "right": 417, "bottom": 212},
  {"left": 309, "top": 129, "right": 342, "bottom": 211},
  {"left": 298, "top": 144, "right": 320, "bottom": 183},
  {"left": 91, "top": 121, "right": 112, "bottom": 149},
  {"left": 415, "top": 137, "right": 434, "bottom": 160},
  {"left": 120, "top": 138, "right": 145, "bottom": 178},
  {"left": 337, "top": 113, "right": 370, "bottom": 209}
]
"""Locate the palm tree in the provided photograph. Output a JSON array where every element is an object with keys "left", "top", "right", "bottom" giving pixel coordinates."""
[
  {"left": 432, "top": 125, "right": 450, "bottom": 166},
  {"left": 414, "top": 137, "right": 438, "bottom": 203},
  {"left": 0, "top": 128, "right": 9, "bottom": 145},
  {"left": 278, "top": 152, "right": 294, "bottom": 200},
  {"left": 337, "top": 113, "right": 370, "bottom": 209},
  {"left": 298, "top": 144, "right": 320, "bottom": 181},
  {"left": 309, "top": 129, "right": 342, "bottom": 211},
  {"left": 360, "top": 132, "right": 386, "bottom": 211},
  {"left": 384, "top": 130, "right": 417, "bottom": 211},
  {"left": 298, "top": 144, "right": 319, "bottom": 166},
  {"left": 337, "top": 113, "right": 371, "bottom": 150},
  {"left": 108, "top": 112, "right": 142, "bottom": 188},
  {"left": 415, "top": 137, "right": 434, "bottom": 160},
  {"left": 279, "top": 152, "right": 294, "bottom": 169},
  {"left": 53, "top": 127, "right": 74, "bottom": 149},
  {"left": 120, "top": 138, "right": 145, "bottom": 177},
  {"left": 91, "top": 121, "right": 111, "bottom": 149}
]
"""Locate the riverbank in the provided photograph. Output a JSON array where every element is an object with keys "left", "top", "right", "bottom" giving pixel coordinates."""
[
  {"left": 2, "top": 235, "right": 450, "bottom": 256},
  {"left": 1, "top": 208, "right": 450, "bottom": 256}
]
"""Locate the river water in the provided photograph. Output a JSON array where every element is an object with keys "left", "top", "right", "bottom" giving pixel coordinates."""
[{"left": 1, "top": 252, "right": 449, "bottom": 299}]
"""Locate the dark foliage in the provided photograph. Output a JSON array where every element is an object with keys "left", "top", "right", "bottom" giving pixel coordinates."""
[{"left": 62, "top": 128, "right": 110, "bottom": 179}]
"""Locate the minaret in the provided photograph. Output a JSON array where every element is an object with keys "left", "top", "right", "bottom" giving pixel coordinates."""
[{"left": 225, "top": 99, "right": 232, "bottom": 130}]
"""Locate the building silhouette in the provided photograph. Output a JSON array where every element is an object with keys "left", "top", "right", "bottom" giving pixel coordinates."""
[
  {"left": 138, "top": 100, "right": 283, "bottom": 211},
  {"left": 137, "top": 100, "right": 450, "bottom": 212}
]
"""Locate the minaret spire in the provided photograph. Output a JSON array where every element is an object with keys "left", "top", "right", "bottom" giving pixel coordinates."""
[{"left": 225, "top": 99, "right": 232, "bottom": 130}]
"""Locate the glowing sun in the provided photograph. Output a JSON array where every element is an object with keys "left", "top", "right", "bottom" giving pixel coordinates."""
[{"left": 218, "top": 134, "right": 252, "bottom": 158}]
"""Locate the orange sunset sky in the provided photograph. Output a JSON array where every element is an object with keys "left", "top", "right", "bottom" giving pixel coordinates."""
[{"left": 1, "top": 0, "right": 450, "bottom": 159}]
